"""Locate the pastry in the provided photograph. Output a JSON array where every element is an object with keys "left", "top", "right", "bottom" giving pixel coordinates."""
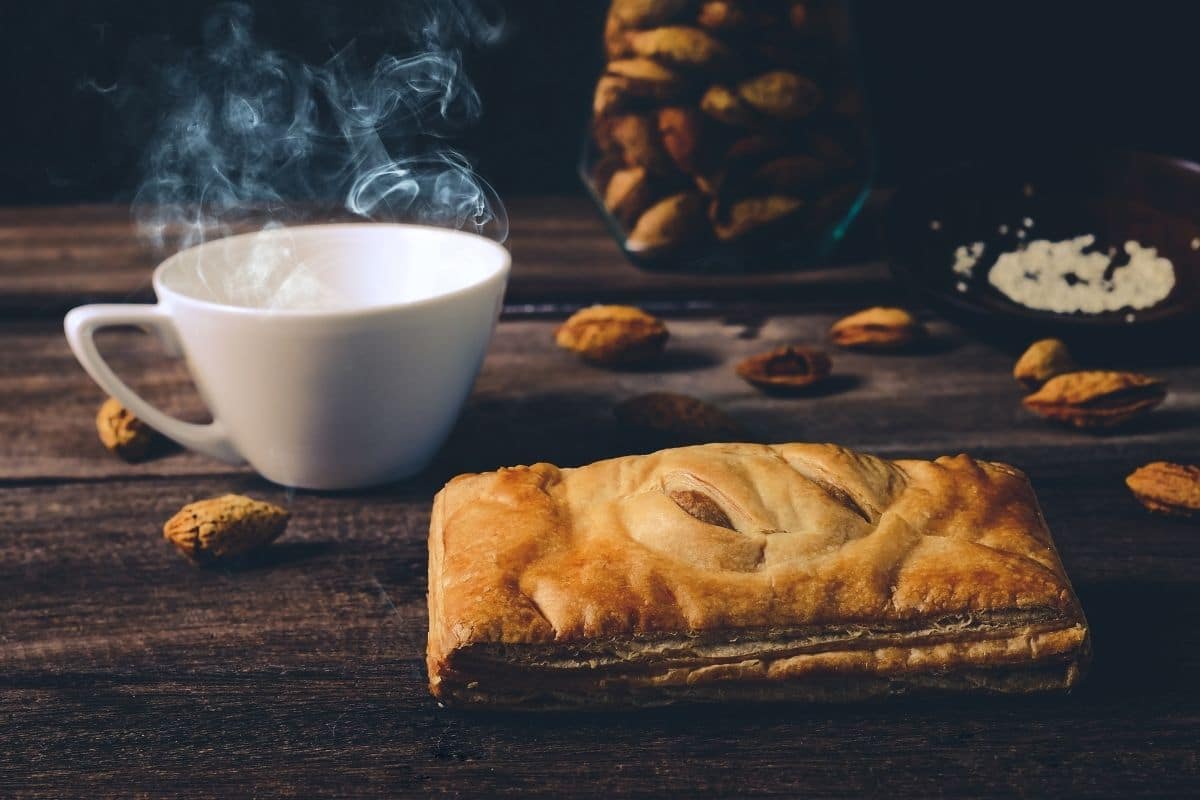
[{"left": 427, "top": 443, "right": 1090, "bottom": 709}]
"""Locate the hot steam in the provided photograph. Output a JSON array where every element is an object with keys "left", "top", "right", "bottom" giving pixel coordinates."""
[{"left": 129, "top": 1, "right": 505, "bottom": 309}]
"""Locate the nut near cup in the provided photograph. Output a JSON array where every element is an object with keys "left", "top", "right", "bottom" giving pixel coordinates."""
[
  {"left": 96, "top": 396, "right": 158, "bottom": 462},
  {"left": 588, "top": 0, "right": 872, "bottom": 267}
]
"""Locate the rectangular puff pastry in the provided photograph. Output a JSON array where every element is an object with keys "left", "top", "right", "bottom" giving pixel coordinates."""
[{"left": 427, "top": 443, "right": 1090, "bottom": 709}]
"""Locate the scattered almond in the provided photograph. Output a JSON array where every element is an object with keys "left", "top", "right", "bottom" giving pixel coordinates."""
[
  {"left": 1022, "top": 371, "right": 1167, "bottom": 429},
  {"left": 829, "top": 307, "right": 926, "bottom": 351},
  {"left": 555, "top": 305, "right": 669, "bottom": 365},
  {"left": 1014, "top": 338, "right": 1077, "bottom": 390},
  {"left": 1126, "top": 462, "right": 1200, "bottom": 519},
  {"left": 615, "top": 392, "right": 745, "bottom": 446},
  {"left": 736, "top": 345, "right": 831, "bottom": 393},
  {"left": 163, "top": 494, "right": 289, "bottom": 565},
  {"left": 96, "top": 396, "right": 157, "bottom": 462}
]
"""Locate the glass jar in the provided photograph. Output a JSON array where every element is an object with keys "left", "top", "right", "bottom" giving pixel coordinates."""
[{"left": 580, "top": 0, "right": 874, "bottom": 272}]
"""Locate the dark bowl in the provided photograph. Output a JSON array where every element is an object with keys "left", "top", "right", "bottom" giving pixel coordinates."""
[{"left": 887, "top": 150, "right": 1200, "bottom": 355}]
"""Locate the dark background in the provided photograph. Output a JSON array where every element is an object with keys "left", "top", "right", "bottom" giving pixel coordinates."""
[{"left": 3, "top": 0, "right": 1200, "bottom": 205}]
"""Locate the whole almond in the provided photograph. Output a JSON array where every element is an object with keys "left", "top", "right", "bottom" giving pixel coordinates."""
[
  {"left": 829, "top": 307, "right": 926, "bottom": 351},
  {"left": 603, "top": 114, "right": 673, "bottom": 174},
  {"left": 556, "top": 305, "right": 669, "bottom": 365},
  {"left": 163, "top": 494, "right": 289, "bottom": 564},
  {"left": 737, "top": 70, "right": 822, "bottom": 120},
  {"left": 657, "top": 106, "right": 705, "bottom": 175},
  {"left": 611, "top": 0, "right": 691, "bottom": 28},
  {"left": 1014, "top": 338, "right": 1077, "bottom": 389},
  {"left": 626, "top": 26, "right": 730, "bottom": 71},
  {"left": 626, "top": 192, "right": 707, "bottom": 252},
  {"left": 604, "top": 166, "right": 656, "bottom": 227},
  {"left": 712, "top": 194, "right": 803, "bottom": 241},
  {"left": 700, "top": 84, "right": 758, "bottom": 127},
  {"left": 606, "top": 58, "right": 686, "bottom": 102},
  {"left": 736, "top": 345, "right": 831, "bottom": 393},
  {"left": 615, "top": 392, "right": 745, "bottom": 446},
  {"left": 1126, "top": 462, "right": 1200, "bottom": 518},
  {"left": 1022, "top": 371, "right": 1167, "bottom": 429},
  {"left": 96, "top": 396, "right": 157, "bottom": 462}
]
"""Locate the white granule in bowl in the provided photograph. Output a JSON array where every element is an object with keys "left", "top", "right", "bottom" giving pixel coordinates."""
[
  {"left": 952, "top": 241, "right": 985, "bottom": 276},
  {"left": 986, "top": 234, "right": 1175, "bottom": 313}
]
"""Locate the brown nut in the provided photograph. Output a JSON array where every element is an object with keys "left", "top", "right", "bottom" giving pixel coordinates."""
[
  {"left": 737, "top": 71, "right": 822, "bottom": 120},
  {"left": 590, "top": 153, "right": 624, "bottom": 196},
  {"left": 626, "top": 192, "right": 708, "bottom": 253},
  {"left": 163, "top": 494, "right": 289, "bottom": 565},
  {"left": 1126, "top": 461, "right": 1200, "bottom": 519},
  {"left": 96, "top": 396, "right": 157, "bottom": 462},
  {"left": 1022, "top": 371, "right": 1167, "bottom": 430},
  {"left": 789, "top": 2, "right": 809, "bottom": 31},
  {"left": 605, "top": 11, "right": 634, "bottom": 60},
  {"left": 700, "top": 85, "right": 758, "bottom": 127},
  {"left": 736, "top": 345, "right": 832, "bottom": 393},
  {"left": 626, "top": 26, "right": 730, "bottom": 70},
  {"left": 712, "top": 194, "right": 803, "bottom": 242},
  {"left": 603, "top": 166, "right": 656, "bottom": 227},
  {"left": 829, "top": 307, "right": 926, "bottom": 351},
  {"left": 697, "top": 1, "right": 774, "bottom": 30},
  {"left": 1014, "top": 338, "right": 1077, "bottom": 390},
  {"left": 555, "top": 304, "right": 669, "bottom": 365},
  {"left": 607, "top": 58, "right": 687, "bottom": 100},
  {"left": 593, "top": 75, "right": 628, "bottom": 118},
  {"left": 615, "top": 392, "right": 746, "bottom": 446},
  {"left": 604, "top": 114, "right": 673, "bottom": 174},
  {"left": 611, "top": 0, "right": 692, "bottom": 28},
  {"left": 657, "top": 106, "right": 705, "bottom": 175}
]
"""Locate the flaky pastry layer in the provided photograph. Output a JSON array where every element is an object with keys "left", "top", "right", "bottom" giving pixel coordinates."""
[{"left": 427, "top": 443, "right": 1090, "bottom": 708}]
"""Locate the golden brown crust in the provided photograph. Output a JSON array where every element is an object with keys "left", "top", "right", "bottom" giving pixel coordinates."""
[{"left": 428, "top": 443, "right": 1089, "bottom": 707}]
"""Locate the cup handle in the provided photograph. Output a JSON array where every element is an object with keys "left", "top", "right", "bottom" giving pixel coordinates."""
[{"left": 64, "top": 304, "right": 242, "bottom": 464}]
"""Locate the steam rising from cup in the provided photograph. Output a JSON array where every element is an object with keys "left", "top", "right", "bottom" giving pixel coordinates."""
[{"left": 128, "top": 1, "right": 506, "bottom": 310}]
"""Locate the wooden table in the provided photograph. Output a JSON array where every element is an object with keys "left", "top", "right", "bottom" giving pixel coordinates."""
[{"left": 3, "top": 196, "right": 1199, "bottom": 797}]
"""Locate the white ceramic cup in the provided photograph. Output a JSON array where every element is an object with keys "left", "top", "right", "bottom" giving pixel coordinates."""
[{"left": 64, "top": 223, "right": 510, "bottom": 489}]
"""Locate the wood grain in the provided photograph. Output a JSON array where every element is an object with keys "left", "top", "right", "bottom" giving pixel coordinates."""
[
  {"left": 0, "top": 197, "right": 893, "bottom": 313},
  {"left": 3, "top": 315, "right": 1197, "bottom": 482},
  {"left": 2, "top": 201, "right": 1199, "bottom": 797}
]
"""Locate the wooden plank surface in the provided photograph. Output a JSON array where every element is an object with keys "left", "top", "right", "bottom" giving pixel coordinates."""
[
  {"left": 5, "top": 313, "right": 1198, "bottom": 482},
  {"left": 0, "top": 197, "right": 892, "bottom": 313},
  {"left": 2, "top": 202, "right": 1200, "bottom": 797}
]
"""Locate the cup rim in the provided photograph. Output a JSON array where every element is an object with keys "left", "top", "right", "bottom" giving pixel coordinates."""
[{"left": 151, "top": 222, "right": 511, "bottom": 319}]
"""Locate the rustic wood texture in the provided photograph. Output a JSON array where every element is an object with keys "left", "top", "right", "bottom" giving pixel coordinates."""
[
  {"left": 2, "top": 204, "right": 1199, "bottom": 797},
  {"left": 0, "top": 196, "right": 891, "bottom": 313}
]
